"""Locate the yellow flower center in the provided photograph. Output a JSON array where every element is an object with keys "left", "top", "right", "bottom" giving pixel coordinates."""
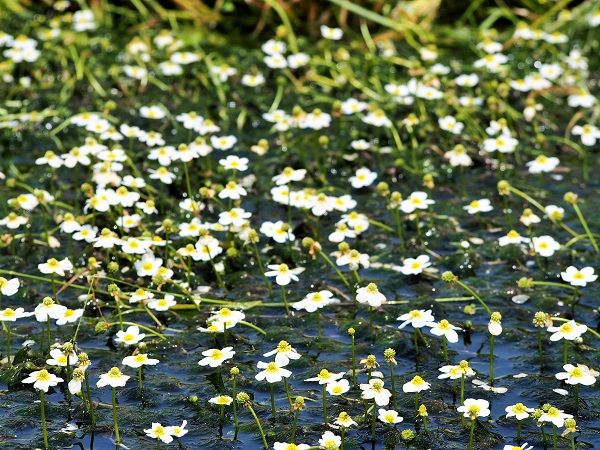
[
  {"left": 265, "top": 362, "right": 279, "bottom": 373},
  {"left": 210, "top": 349, "right": 224, "bottom": 360},
  {"left": 36, "top": 370, "right": 51, "bottom": 381}
]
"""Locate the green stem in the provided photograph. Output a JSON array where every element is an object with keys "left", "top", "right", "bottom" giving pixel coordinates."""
[
  {"left": 46, "top": 319, "right": 51, "bottom": 352},
  {"left": 390, "top": 364, "right": 397, "bottom": 408},
  {"left": 182, "top": 162, "right": 193, "bottom": 199},
  {"left": 112, "top": 388, "right": 121, "bottom": 444},
  {"left": 468, "top": 419, "right": 475, "bottom": 450},
  {"left": 351, "top": 335, "right": 357, "bottom": 386},
  {"left": 232, "top": 377, "right": 239, "bottom": 440},
  {"left": 572, "top": 203, "right": 599, "bottom": 254},
  {"left": 284, "top": 378, "right": 293, "bottom": 410},
  {"left": 563, "top": 340, "right": 568, "bottom": 365},
  {"left": 414, "top": 392, "right": 420, "bottom": 418},
  {"left": 371, "top": 402, "right": 376, "bottom": 443},
  {"left": 263, "top": 0, "right": 298, "bottom": 52},
  {"left": 442, "top": 337, "right": 448, "bottom": 363},
  {"left": 138, "top": 366, "right": 144, "bottom": 398},
  {"left": 317, "top": 313, "right": 322, "bottom": 338},
  {"left": 455, "top": 280, "right": 492, "bottom": 315},
  {"left": 6, "top": 325, "right": 11, "bottom": 368},
  {"left": 40, "top": 390, "right": 49, "bottom": 449},
  {"left": 537, "top": 329, "right": 543, "bottom": 369},
  {"left": 270, "top": 384, "right": 276, "bottom": 418},
  {"left": 322, "top": 384, "right": 328, "bottom": 426},
  {"left": 252, "top": 243, "right": 271, "bottom": 292},
  {"left": 247, "top": 404, "right": 269, "bottom": 450},
  {"left": 318, "top": 251, "right": 351, "bottom": 289},
  {"left": 489, "top": 335, "right": 495, "bottom": 384},
  {"left": 85, "top": 372, "right": 96, "bottom": 427},
  {"left": 281, "top": 286, "right": 290, "bottom": 316},
  {"left": 291, "top": 409, "right": 299, "bottom": 443}
]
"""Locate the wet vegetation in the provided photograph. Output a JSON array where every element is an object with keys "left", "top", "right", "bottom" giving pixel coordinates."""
[{"left": 0, "top": 0, "right": 599, "bottom": 449}]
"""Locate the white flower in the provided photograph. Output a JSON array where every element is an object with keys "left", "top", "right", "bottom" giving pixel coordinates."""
[
  {"left": 293, "top": 290, "right": 339, "bottom": 313},
  {"left": 444, "top": 145, "right": 472, "bottom": 167},
  {"left": 503, "top": 444, "right": 533, "bottom": 450},
  {"left": 210, "top": 135, "right": 237, "bottom": 150},
  {"left": 274, "top": 443, "right": 310, "bottom": 450},
  {"left": 144, "top": 423, "right": 174, "bottom": 444},
  {"left": 539, "top": 407, "right": 573, "bottom": 427},
  {"left": 349, "top": 167, "right": 377, "bottom": 188},
  {"left": 378, "top": 408, "right": 403, "bottom": 424},
  {"left": 264, "top": 53, "right": 288, "bottom": 69},
  {"left": 356, "top": 283, "right": 386, "bottom": 307},
  {"left": 319, "top": 431, "right": 342, "bottom": 450},
  {"left": 555, "top": 364, "right": 596, "bottom": 386},
  {"left": 399, "top": 255, "right": 431, "bottom": 275},
  {"left": 340, "top": 98, "right": 367, "bottom": 115},
  {"left": 198, "top": 347, "right": 235, "bottom": 367},
  {"left": 572, "top": 124, "right": 600, "bottom": 147},
  {"left": 273, "top": 167, "right": 306, "bottom": 185},
  {"left": 320, "top": 25, "right": 343, "bottom": 40},
  {"left": 166, "top": 420, "right": 189, "bottom": 438},
  {"left": 334, "top": 412, "right": 357, "bottom": 428},
  {"left": 488, "top": 315, "right": 503, "bottom": 336},
  {"left": 400, "top": 191, "right": 435, "bottom": 213},
  {"left": 219, "top": 155, "right": 249, "bottom": 171},
  {"left": 0, "top": 212, "right": 29, "bottom": 229},
  {"left": 305, "top": 369, "right": 344, "bottom": 384},
  {"left": 46, "top": 348, "right": 77, "bottom": 367},
  {"left": 140, "top": 105, "right": 166, "bottom": 119},
  {"left": 438, "top": 115, "right": 464, "bottom": 134},
  {"left": 548, "top": 320, "right": 587, "bottom": 341},
  {"left": 255, "top": 361, "right": 292, "bottom": 383},
  {"left": 218, "top": 208, "right": 251, "bottom": 227},
  {"left": 429, "top": 319, "right": 460, "bottom": 343},
  {"left": 505, "top": 403, "right": 534, "bottom": 420},
  {"left": 360, "top": 378, "right": 391, "bottom": 406},
  {"left": 22, "top": 369, "right": 63, "bottom": 392},
  {"left": 263, "top": 340, "right": 301, "bottom": 366},
  {"left": 398, "top": 309, "right": 435, "bottom": 329},
  {"left": 219, "top": 181, "right": 247, "bottom": 200},
  {"left": 458, "top": 398, "right": 490, "bottom": 419},
  {"left": 264, "top": 263, "right": 304, "bottom": 286},
  {"left": 114, "top": 325, "right": 145, "bottom": 346},
  {"left": 532, "top": 235, "right": 560, "bottom": 257},
  {"left": 526, "top": 155, "right": 559, "bottom": 174},
  {"left": 402, "top": 375, "right": 430, "bottom": 393},
  {"left": 147, "top": 294, "right": 177, "bottom": 311},
  {"left": 464, "top": 199, "right": 493, "bottom": 214},
  {"left": 209, "top": 395, "right": 233, "bottom": 406},
  {"left": 362, "top": 109, "right": 391, "bottom": 127},
  {"left": 0, "top": 307, "right": 33, "bottom": 322},
  {"left": 326, "top": 379, "right": 350, "bottom": 396},
  {"left": 438, "top": 363, "right": 475, "bottom": 380},
  {"left": 134, "top": 253, "right": 163, "bottom": 277},
  {"left": 122, "top": 353, "right": 160, "bottom": 368},
  {"left": 35, "top": 298, "right": 67, "bottom": 322},
  {"left": 560, "top": 266, "right": 597, "bottom": 287},
  {"left": 545, "top": 205, "right": 565, "bottom": 222},
  {"left": 97, "top": 367, "right": 130, "bottom": 388},
  {"left": 498, "top": 230, "right": 528, "bottom": 247},
  {"left": 38, "top": 257, "right": 73, "bottom": 276},
  {"left": 0, "top": 277, "right": 19, "bottom": 296}
]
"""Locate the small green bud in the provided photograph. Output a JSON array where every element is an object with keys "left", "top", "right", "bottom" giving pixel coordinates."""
[
  {"left": 564, "top": 192, "right": 578, "bottom": 204},
  {"left": 442, "top": 271, "right": 457, "bottom": 283}
]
